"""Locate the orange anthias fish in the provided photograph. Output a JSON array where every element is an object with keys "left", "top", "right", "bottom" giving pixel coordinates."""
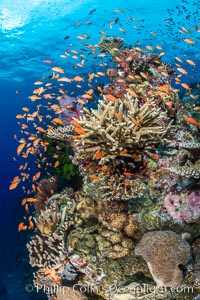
[
  {"left": 18, "top": 222, "right": 27, "bottom": 231},
  {"left": 51, "top": 66, "right": 64, "bottom": 73},
  {"left": 105, "top": 94, "right": 117, "bottom": 102},
  {"left": 157, "top": 84, "right": 170, "bottom": 93},
  {"left": 177, "top": 67, "right": 188, "bottom": 75},
  {"left": 185, "top": 117, "right": 200, "bottom": 127},
  {"left": 9, "top": 176, "right": 21, "bottom": 190},
  {"left": 89, "top": 174, "right": 100, "bottom": 180},
  {"left": 184, "top": 38, "right": 195, "bottom": 45}
]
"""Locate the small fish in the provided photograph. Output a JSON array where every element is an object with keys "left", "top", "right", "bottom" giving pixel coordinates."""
[
  {"left": 146, "top": 45, "right": 153, "bottom": 50},
  {"left": 140, "top": 72, "right": 148, "bottom": 79},
  {"left": 88, "top": 8, "right": 96, "bottom": 15},
  {"left": 181, "top": 83, "right": 191, "bottom": 90},
  {"left": 157, "top": 84, "right": 170, "bottom": 93},
  {"left": 193, "top": 106, "right": 200, "bottom": 111},
  {"left": 89, "top": 174, "right": 99, "bottom": 180},
  {"left": 51, "top": 67, "right": 64, "bottom": 73},
  {"left": 156, "top": 45, "right": 163, "bottom": 50},
  {"left": 184, "top": 38, "right": 195, "bottom": 45},
  {"left": 119, "top": 27, "right": 126, "bottom": 32},
  {"left": 94, "top": 151, "right": 106, "bottom": 159},
  {"left": 123, "top": 172, "right": 134, "bottom": 177},
  {"left": 186, "top": 59, "right": 196, "bottom": 66},
  {"left": 43, "top": 58, "right": 53, "bottom": 63},
  {"left": 105, "top": 94, "right": 117, "bottom": 102},
  {"left": 54, "top": 161, "right": 60, "bottom": 168},
  {"left": 9, "top": 176, "right": 21, "bottom": 190},
  {"left": 34, "top": 81, "right": 43, "bottom": 85},
  {"left": 18, "top": 222, "right": 27, "bottom": 231},
  {"left": 52, "top": 118, "right": 64, "bottom": 125},
  {"left": 175, "top": 57, "right": 183, "bottom": 63},
  {"left": 17, "top": 143, "right": 26, "bottom": 156},
  {"left": 177, "top": 67, "right": 187, "bottom": 75},
  {"left": 185, "top": 116, "right": 200, "bottom": 126},
  {"left": 126, "top": 88, "right": 137, "bottom": 97},
  {"left": 74, "top": 76, "right": 84, "bottom": 82},
  {"left": 16, "top": 114, "right": 24, "bottom": 119}
]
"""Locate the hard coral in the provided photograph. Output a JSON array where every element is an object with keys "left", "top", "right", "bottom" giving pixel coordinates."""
[
  {"left": 135, "top": 231, "right": 191, "bottom": 287},
  {"left": 98, "top": 173, "right": 146, "bottom": 201},
  {"left": 168, "top": 160, "right": 200, "bottom": 179},
  {"left": 47, "top": 124, "right": 75, "bottom": 143},
  {"left": 27, "top": 191, "right": 76, "bottom": 288},
  {"left": 98, "top": 36, "right": 124, "bottom": 54},
  {"left": 73, "top": 93, "right": 170, "bottom": 167}
]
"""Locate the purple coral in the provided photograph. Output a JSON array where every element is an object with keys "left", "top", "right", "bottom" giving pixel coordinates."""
[
  {"left": 164, "top": 190, "right": 200, "bottom": 222},
  {"left": 59, "top": 95, "right": 86, "bottom": 125}
]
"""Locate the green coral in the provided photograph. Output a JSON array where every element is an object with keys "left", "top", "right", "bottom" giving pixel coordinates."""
[{"left": 44, "top": 136, "right": 81, "bottom": 188}]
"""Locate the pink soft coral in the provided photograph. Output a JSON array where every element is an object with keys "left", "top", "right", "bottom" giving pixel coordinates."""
[{"left": 164, "top": 190, "right": 200, "bottom": 222}]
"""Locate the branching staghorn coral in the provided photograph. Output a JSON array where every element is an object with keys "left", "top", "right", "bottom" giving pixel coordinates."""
[{"left": 72, "top": 93, "right": 172, "bottom": 168}]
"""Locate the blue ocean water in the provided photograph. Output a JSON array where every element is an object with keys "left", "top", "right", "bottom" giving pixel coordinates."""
[{"left": 0, "top": 0, "right": 199, "bottom": 299}]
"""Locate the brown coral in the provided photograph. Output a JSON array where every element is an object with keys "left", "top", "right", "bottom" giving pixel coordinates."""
[
  {"left": 96, "top": 228, "right": 134, "bottom": 259},
  {"left": 98, "top": 173, "right": 146, "bottom": 201},
  {"left": 135, "top": 231, "right": 191, "bottom": 287}
]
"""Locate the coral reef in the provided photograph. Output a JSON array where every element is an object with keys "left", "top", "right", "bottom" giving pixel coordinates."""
[
  {"left": 135, "top": 231, "right": 191, "bottom": 287},
  {"left": 26, "top": 43, "right": 200, "bottom": 300}
]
